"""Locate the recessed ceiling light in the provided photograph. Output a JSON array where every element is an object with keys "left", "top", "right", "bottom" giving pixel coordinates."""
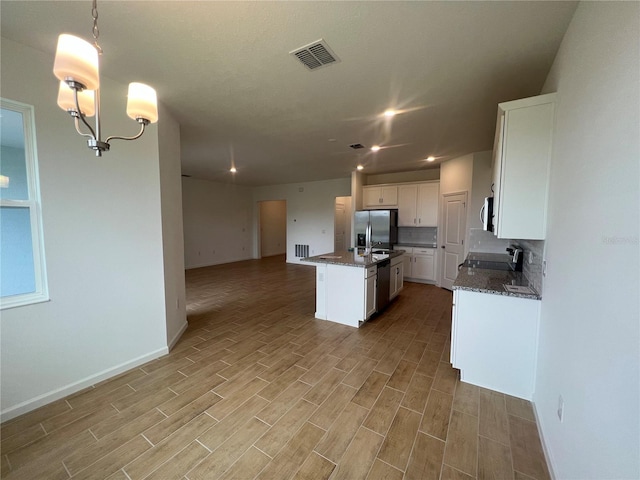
[
  {"left": 426, "top": 156, "right": 435, "bottom": 162},
  {"left": 356, "top": 165, "right": 364, "bottom": 171},
  {"left": 383, "top": 109, "right": 397, "bottom": 117},
  {"left": 371, "top": 145, "right": 381, "bottom": 152},
  {"left": 230, "top": 167, "right": 237, "bottom": 173}
]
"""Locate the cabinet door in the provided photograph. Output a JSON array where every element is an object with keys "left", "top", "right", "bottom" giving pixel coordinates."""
[
  {"left": 491, "top": 113, "right": 505, "bottom": 234},
  {"left": 380, "top": 186, "right": 398, "bottom": 207},
  {"left": 454, "top": 290, "right": 540, "bottom": 400},
  {"left": 497, "top": 102, "right": 554, "bottom": 239},
  {"left": 402, "top": 253, "right": 412, "bottom": 279},
  {"left": 365, "top": 275, "right": 377, "bottom": 318},
  {"left": 363, "top": 186, "right": 398, "bottom": 208},
  {"left": 413, "top": 254, "right": 435, "bottom": 280},
  {"left": 451, "top": 289, "right": 459, "bottom": 365},
  {"left": 363, "top": 187, "right": 381, "bottom": 208},
  {"left": 389, "top": 261, "right": 403, "bottom": 300},
  {"left": 397, "top": 184, "right": 418, "bottom": 226},
  {"left": 492, "top": 94, "right": 555, "bottom": 240},
  {"left": 417, "top": 183, "right": 439, "bottom": 226},
  {"left": 396, "top": 262, "right": 403, "bottom": 292},
  {"left": 389, "top": 267, "right": 397, "bottom": 299}
]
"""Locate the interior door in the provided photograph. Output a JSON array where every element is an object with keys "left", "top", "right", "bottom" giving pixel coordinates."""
[{"left": 441, "top": 192, "right": 467, "bottom": 290}]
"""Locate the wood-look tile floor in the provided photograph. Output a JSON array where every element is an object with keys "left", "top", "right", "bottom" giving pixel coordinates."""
[{"left": 1, "top": 255, "right": 551, "bottom": 480}]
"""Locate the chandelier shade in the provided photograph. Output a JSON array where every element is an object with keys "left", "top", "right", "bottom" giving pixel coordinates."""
[
  {"left": 53, "top": 34, "right": 99, "bottom": 91},
  {"left": 57, "top": 81, "right": 95, "bottom": 116},
  {"left": 127, "top": 83, "right": 159, "bottom": 124}
]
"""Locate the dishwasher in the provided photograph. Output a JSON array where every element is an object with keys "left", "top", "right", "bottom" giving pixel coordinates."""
[{"left": 376, "top": 259, "right": 391, "bottom": 313}]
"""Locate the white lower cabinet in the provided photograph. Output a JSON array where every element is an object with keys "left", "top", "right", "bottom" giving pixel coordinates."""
[
  {"left": 451, "top": 289, "right": 540, "bottom": 400},
  {"left": 395, "top": 246, "right": 436, "bottom": 283},
  {"left": 315, "top": 264, "right": 377, "bottom": 328},
  {"left": 389, "top": 256, "right": 404, "bottom": 300}
]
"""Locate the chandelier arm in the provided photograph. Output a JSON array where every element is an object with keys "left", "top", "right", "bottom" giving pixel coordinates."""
[
  {"left": 73, "top": 116, "right": 96, "bottom": 139},
  {"left": 105, "top": 121, "right": 147, "bottom": 143},
  {"left": 73, "top": 88, "right": 97, "bottom": 139}
]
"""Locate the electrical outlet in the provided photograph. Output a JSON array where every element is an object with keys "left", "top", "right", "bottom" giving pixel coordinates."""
[
  {"left": 528, "top": 251, "right": 534, "bottom": 264},
  {"left": 543, "top": 260, "right": 547, "bottom": 277},
  {"left": 557, "top": 395, "right": 564, "bottom": 422}
]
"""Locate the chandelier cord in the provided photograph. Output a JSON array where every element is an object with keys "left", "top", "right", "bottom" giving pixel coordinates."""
[{"left": 91, "top": 0, "right": 103, "bottom": 55}]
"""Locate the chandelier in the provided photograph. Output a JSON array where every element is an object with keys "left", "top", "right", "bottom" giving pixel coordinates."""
[{"left": 53, "top": 0, "right": 158, "bottom": 156}]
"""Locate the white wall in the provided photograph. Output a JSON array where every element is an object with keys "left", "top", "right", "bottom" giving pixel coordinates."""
[
  {"left": 365, "top": 168, "right": 440, "bottom": 185},
  {"left": 181, "top": 177, "right": 253, "bottom": 269},
  {"left": 259, "top": 200, "right": 287, "bottom": 257},
  {"left": 157, "top": 104, "right": 188, "bottom": 348},
  {"left": 0, "top": 38, "right": 173, "bottom": 419},
  {"left": 253, "top": 178, "right": 351, "bottom": 262},
  {"left": 469, "top": 151, "right": 492, "bottom": 231},
  {"left": 534, "top": 3, "right": 640, "bottom": 478},
  {"left": 466, "top": 151, "right": 512, "bottom": 254}
]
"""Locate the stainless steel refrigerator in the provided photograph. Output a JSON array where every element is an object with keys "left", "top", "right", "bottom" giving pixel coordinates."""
[{"left": 354, "top": 210, "right": 398, "bottom": 250}]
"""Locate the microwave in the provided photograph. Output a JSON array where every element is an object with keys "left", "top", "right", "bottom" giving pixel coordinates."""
[{"left": 481, "top": 197, "right": 494, "bottom": 232}]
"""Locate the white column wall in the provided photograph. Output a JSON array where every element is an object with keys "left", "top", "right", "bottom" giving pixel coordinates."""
[{"left": 157, "top": 104, "right": 188, "bottom": 348}]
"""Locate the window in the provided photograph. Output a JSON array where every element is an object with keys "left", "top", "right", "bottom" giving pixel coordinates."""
[{"left": 1, "top": 98, "right": 48, "bottom": 309}]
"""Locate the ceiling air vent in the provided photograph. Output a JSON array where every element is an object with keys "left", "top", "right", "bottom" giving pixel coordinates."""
[{"left": 290, "top": 39, "right": 340, "bottom": 71}]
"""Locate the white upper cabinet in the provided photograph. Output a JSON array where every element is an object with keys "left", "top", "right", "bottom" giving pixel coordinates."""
[
  {"left": 398, "top": 185, "right": 418, "bottom": 225},
  {"left": 492, "top": 93, "right": 555, "bottom": 239},
  {"left": 397, "top": 182, "right": 439, "bottom": 227},
  {"left": 416, "top": 183, "right": 439, "bottom": 226},
  {"left": 363, "top": 185, "right": 398, "bottom": 209}
]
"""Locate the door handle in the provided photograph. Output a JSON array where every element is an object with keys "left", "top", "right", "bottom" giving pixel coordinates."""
[{"left": 441, "top": 246, "right": 445, "bottom": 249}]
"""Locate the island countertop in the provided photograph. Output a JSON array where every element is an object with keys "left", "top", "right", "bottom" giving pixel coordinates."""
[{"left": 303, "top": 250, "right": 404, "bottom": 268}]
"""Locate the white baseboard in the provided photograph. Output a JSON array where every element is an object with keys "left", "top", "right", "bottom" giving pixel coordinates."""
[
  {"left": 533, "top": 399, "right": 558, "bottom": 480},
  {"left": 0, "top": 347, "right": 169, "bottom": 422},
  {"left": 168, "top": 321, "right": 188, "bottom": 350}
]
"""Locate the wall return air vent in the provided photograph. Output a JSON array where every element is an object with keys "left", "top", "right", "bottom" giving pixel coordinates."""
[{"left": 290, "top": 39, "right": 340, "bottom": 70}]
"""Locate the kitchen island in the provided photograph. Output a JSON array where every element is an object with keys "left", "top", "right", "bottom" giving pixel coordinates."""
[{"left": 304, "top": 250, "right": 404, "bottom": 328}]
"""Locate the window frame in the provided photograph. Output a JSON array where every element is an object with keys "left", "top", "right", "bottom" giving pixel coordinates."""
[{"left": 1, "top": 98, "right": 49, "bottom": 309}]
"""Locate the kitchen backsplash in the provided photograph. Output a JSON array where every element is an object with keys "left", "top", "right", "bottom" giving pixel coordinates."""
[
  {"left": 398, "top": 227, "right": 437, "bottom": 245},
  {"left": 469, "top": 229, "right": 545, "bottom": 295},
  {"left": 469, "top": 228, "right": 512, "bottom": 253},
  {"left": 514, "top": 239, "right": 545, "bottom": 295}
]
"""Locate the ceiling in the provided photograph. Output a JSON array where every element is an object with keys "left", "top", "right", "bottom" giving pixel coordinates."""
[{"left": 1, "top": 1, "right": 577, "bottom": 186}]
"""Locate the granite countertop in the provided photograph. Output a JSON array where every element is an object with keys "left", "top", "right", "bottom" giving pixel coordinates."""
[
  {"left": 453, "top": 252, "right": 541, "bottom": 300},
  {"left": 303, "top": 250, "right": 404, "bottom": 268}
]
